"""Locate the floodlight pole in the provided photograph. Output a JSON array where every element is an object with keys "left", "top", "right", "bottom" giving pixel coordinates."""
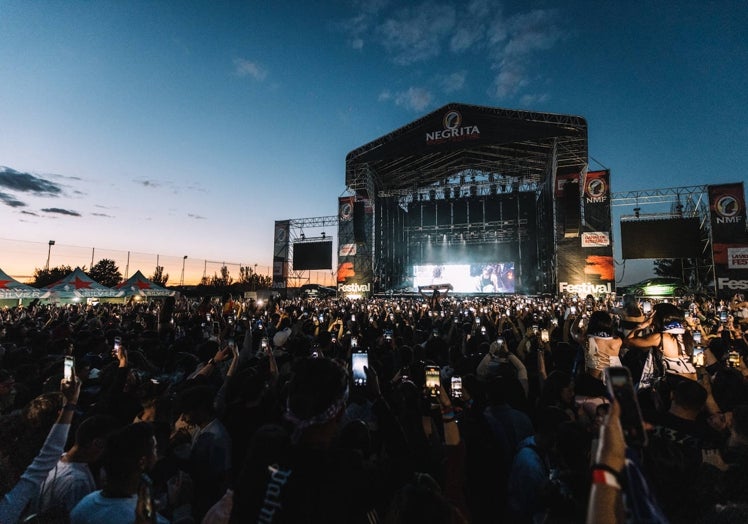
[
  {"left": 180, "top": 255, "right": 187, "bottom": 286},
  {"left": 46, "top": 240, "right": 55, "bottom": 271}
]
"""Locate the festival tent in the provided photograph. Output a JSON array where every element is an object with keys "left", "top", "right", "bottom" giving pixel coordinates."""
[
  {"left": 116, "top": 270, "right": 174, "bottom": 297},
  {"left": 0, "top": 268, "right": 48, "bottom": 300},
  {"left": 44, "top": 268, "right": 124, "bottom": 299}
]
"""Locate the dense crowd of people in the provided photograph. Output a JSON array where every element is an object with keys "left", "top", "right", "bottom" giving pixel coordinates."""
[{"left": 1, "top": 290, "right": 748, "bottom": 523}]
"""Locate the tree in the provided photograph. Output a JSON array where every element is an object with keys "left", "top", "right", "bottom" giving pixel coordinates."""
[
  {"left": 88, "top": 259, "right": 122, "bottom": 287},
  {"left": 238, "top": 265, "right": 272, "bottom": 290},
  {"left": 209, "top": 265, "right": 233, "bottom": 287},
  {"left": 31, "top": 265, "right": 74, "bottom": 288},
  {"left": 150, "top": 265, "right": 169, "bottom": 287}
]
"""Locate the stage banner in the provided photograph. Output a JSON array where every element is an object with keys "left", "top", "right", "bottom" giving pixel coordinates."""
[
  {"left": 556, "top": 238, "right": 614, "bottom": 296},
  {"left": 272, "top": 220, "right": 290, "bottom": 289},
  {"left": 709, "top": 183, "right": 747, "bottom": 244},
  {"left": 555, "top": 172, "right": 580, "bottom": 198},
  {"left": 337, "top": 197, "right": 372, "bottom": 296},
  {"left": 583, "top": 170, "right": 611, "bottom": 233}
]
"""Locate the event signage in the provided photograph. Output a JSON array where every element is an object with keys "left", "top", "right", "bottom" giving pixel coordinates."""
[
  {"left": 272, "top": 220, "right": 290, "bottom": 289},
  {"left": 708, "top": 183, "right": 748, "bottom": 298},
  {"left": 425, "top": 110, "right": 480, "bottom": 145},
  {"left": 581, "top": 232, "right": 610, "bottom": 248},
  {"left": 339, "top": 243, "right": 357, "bottom": 257}
]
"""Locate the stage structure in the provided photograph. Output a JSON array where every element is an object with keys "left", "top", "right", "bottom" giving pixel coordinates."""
[
  {"left": 341, "top": 102, "right": 611, "bottom": 296},
  {"left": 272, "top": 215, "right": 337, "bottom": 290},
  {"left": 613, "top": 183, "right": 748, "bottom": 298}
]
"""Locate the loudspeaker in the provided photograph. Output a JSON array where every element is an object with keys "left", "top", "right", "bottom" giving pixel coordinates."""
[
  {"left": 353, "top": 201, "right": 366, "bottom": 242},
  {"left": 563, "top": 183, "right": 580, "bottom": 237}
]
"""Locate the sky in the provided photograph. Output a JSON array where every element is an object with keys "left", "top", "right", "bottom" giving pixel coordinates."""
[{"left": 1, "top": 0, "right": 747, "bottom": 285}]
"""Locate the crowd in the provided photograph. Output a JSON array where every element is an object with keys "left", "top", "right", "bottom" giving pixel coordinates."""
[{"left": 1, "top": 290, "right": 748, "bottom": 523}]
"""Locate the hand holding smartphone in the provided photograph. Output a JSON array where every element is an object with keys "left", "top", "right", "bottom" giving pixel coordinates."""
[
  {"left": 604, "top": 366, "right": 647, "bottom": 447},
  {"left": 352, "top": 350, "right": 368, "bottom": 386},
  {"left": 425, "top": 365, "right": 440, "bottom": 398},
  {"left": 64, "top": 356, "right": 75, "bottom": 383}
]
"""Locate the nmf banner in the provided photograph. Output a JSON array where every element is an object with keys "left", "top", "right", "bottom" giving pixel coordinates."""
[
  {"left": 709, "top": 183, "right": 748, "bottom": 298},
  {"left": 272, "top": 220, "right": 290, "bottom": 289}
]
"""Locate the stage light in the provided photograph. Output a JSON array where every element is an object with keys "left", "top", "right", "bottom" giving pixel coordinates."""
[
  {"left": 321, "top": 232, "right": 326, "bottom": 238},
  {"left": 633, "top": 207, "right": 641, "bottom": 219},
  {"left": 301, "top": 233, "right": 306, "bottom": 240}
]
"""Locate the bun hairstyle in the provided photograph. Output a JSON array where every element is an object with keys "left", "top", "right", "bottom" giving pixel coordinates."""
[{"left": 587, "top": 311, "right": 614, "bottom": 339}]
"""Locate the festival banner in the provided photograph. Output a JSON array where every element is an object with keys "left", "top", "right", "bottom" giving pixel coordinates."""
[
  {"left": 709, "top": 183, "right": 747, "bottom": 244},
  {"left": 581, "top": 231, "right": 610, "bottom": 248},
  {"left": 272, "top": 220, "right": 290, "bottom": 289},
  {"left": 583, "top": 170, "right": 611, "bottom": 233},
  {"left": 556, "top": 238, "right": 614, "bottom": 296}
]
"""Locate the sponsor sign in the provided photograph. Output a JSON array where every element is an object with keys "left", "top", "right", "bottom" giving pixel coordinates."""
[
  {"left": 425, "top": 110, "right": 480, "bottom": 145},
  {"left": 339, "top": 196, "right": 354, "bottom": 221},
  {"left": 559, "top": 281, "right": 614, "bottom": 295},
  {"left": 339, "top": 243, "right": 357, "bottom": 257},
  {"left": 717, "top": 277, "right": 748, "bottom": 291},
  {"left": 337, "top": 282, "right": 372, "bottom": 295},
  {"left": 584, "top": 170, "right": 609, "bottom": 205},
  {"left": 729, "top": 247, "right": 748, "bottom": 269},
  {"left": 581, "top": 231, "right": 610, "bottom": 247}
]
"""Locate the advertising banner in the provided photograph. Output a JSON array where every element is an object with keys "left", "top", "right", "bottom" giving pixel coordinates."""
[
  {"left": 581, "top": 231, "right": 610, "bottom": 248},
  {"left": 556, "top": 238, "right": 614, "bottom": 296},
  {"left": 337, "top": 197, "right": 372, "bottom": 296},
  {"left": 272, "top": 220, "right": 290, "bottom": 289},
  {"left": 709, "top": 183, "right": 747, "bottom": 244},
  {"left": 709, "top": 183, "right": 748, "bottom": 298},
  {"left": 583, "top": 170, "right": 611, "bottom": 233}
]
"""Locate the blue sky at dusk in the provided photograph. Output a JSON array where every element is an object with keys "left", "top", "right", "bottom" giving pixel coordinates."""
[{"left": 1, "top": 1, "right": 746, "bottom": 284}]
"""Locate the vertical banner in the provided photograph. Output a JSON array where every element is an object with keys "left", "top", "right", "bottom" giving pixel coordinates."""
[
  {"left": 709, "top": 183, "right": 748, "bottom": 298},
  {"left": 555, "top": 169, "right": 614, "bottom": 295},
  {"left": 337, "top": 196, "right": 372, "bottom": 297},
  {"left": 272, "top": 220, "right": 290, "bottom": 289}
]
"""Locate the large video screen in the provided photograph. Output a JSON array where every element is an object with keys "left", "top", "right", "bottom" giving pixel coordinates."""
[
  {"left": 413, "top": 263, "right": 515, "bottom": 293},
  {"left": 293, "top": 241, "right": 333, "bottom": 270}
]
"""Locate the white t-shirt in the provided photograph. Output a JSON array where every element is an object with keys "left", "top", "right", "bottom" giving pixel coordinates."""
[{"left": 37, "top": 457, "right": 96, "bottom": 514}]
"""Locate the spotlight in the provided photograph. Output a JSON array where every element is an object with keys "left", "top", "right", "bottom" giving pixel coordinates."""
[
  {"left": 301, "top": 233, "right": 306, "bottom": 240},
  {"left": 633, "top": 207, "right": 641, "bottom": 219},
  {"left": 321, "top": 232, "right": 326, "bottom": 238}
]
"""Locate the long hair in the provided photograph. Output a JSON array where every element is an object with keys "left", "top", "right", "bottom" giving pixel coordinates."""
[{"left": 651, "top": 303, "right": 684, "bottom": 333}]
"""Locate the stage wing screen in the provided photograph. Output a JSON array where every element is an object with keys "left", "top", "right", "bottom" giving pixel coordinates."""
[
  {"left": 413, "top": 263, "right": 515, "bottom": 293},
  {"left": 293, "top": 241, "right": 333, "bottom": 270},
  {"left": 620, "top": 218, "right": 701, "bottom": 259}
]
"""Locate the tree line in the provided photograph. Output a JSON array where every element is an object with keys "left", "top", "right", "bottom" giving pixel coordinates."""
[{"left": 29, "top": 259, "right": 272, "bottom": 290}]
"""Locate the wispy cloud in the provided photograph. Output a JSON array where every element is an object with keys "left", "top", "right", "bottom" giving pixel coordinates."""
[
  {"left": 377, "top": 3, "right": 456, "bottom": 65},
  {"left": 395, "top": 87, "right": 434, "bottom": 112},
  {"left": 20, "top": 210, "right": 38, "bottom": 216},
  {"left": 187, "top": 213, "right": 206, "bottom": 220},
  {"left": 91, "top": 212, "right": 113, "bottom": 218},
  {"left": 42, "top": 208, "right": 81, "bottom": 217},
  {"left": 0, "top": 191, "right": 26, "bottom": 208},
  {"left": 233, "top": 58, "right": 267, "bottom": 81},
  {"left": 519, "top": 93, "right": 550, "bottom": 106},
  {"left": 342, "top": 0, "right": 562, "bottom": 103},
  {"left": 135, "top": 179, "right": 162, "bottom": 188},
  {"left": 0, "top": 166, "right": 62, "bottom": 196},
  {"left": 440, "top": 71, "right": 466, "bottom": 93}
]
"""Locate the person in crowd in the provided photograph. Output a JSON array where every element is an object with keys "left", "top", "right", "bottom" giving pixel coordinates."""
[
  {"left": 572, "top": 310, "right": 622, "bottom": 398},
  {"left": 624, "top": 302, "right": 697, "bottom": 385},
  {"left": 0, "top": 376, "right": 80, "bottom": 524},
  {"left": 70, "top": 422, "right": 163, "bottom": 524},
  {"left": 35, "top": 414, "right": 119, "bottom": 516}
]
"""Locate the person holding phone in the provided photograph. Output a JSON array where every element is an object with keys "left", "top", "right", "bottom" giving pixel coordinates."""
[
  {"left": 624, "top": 303, "right": 697, "bottom": 386},
  {"left": 572, "top": 311, "right": 623, "bottom": 397},
  {"left": 0, "top": 375, "right": 81, "bottom": 524}
]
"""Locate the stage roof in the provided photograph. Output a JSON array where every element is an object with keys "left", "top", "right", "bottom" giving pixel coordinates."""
[{"left": 345, "top": 102, "right": 587, "bottom": 195}]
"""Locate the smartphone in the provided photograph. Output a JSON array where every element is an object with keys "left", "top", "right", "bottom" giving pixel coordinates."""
[
  {"left": 541, "top": 328, "right": 550, "bottom": 343},
  {"left": 64, "top": 356, "right": 74, "bottom": 383},
  {"left": 319, "top": 314, "right": 324, "bottom": 322},
  {"left": 480, "top": 326, "right": 487, "bottom": 335},
  {"left": 570, "top": 305, "right": 577, "bottom": 314},
  {"left": 384, "top": 329, "right": 393, "bottom": 341},
  {"left": 692, "top": 347, "right": 705, "bottom": 367},
  {"left": 693, "top": 331, "right": 702, "bottom": 344},
  {"left": 532, "top": 324, "right": 539, "bottom": 335},
  {"left": 425, "top": 365, "right": 440, "bottom": 398},
  {"left": 206, "top": 313, "right": 211, "bottom": 322},
  {"left": 450, "top": 376, "right": 463, "bottom": 399},
  {"left": 351, "top": 351, "right": 368, "bottom": 386},
  {"left": 728, "top": 350, "right": 741, "bottom": 368},
  {"left": 351, "top": 314, "right": 356, "bottom": 322},
  {"left": 351, "top": 337, "right": 358, "bottom": 349},
  {"left": 227, "top": 338, "right": 236, "bottom": 350},
  {"left": 113, "top": 336, "right": 122, "bottom": 358},
  {"left": 720, "top": 310, "right": 728, "bottom": 323},
  {"left": 604, "top": 367, "right": 648, "bottom": 447},
  {"left": 139, "top": 474, "right": 154, "bottom": 521},
  {"left": 261, "top": 337, "right": 269, "bottom": 351},
  {"left": 641, "top": 301, "right": 652, "bottom": 315}
]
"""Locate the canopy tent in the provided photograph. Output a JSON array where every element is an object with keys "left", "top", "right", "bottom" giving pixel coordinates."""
[
  {"left": 116, "top": 270, "right": 174, "bottom": 297},
  {"left": 45, "top": 268, "right": 124, "bottom": 299},
  {"left": 0, "top": 268, "right": 48, "bottom": 300}
]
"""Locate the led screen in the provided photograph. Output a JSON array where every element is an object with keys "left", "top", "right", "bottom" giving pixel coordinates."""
[
  {"left": 293, "top": 241, "right": 333, "bottom": 270},
  {"left": 413, "top": 262, "right": 515, "bottom": 293}
]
